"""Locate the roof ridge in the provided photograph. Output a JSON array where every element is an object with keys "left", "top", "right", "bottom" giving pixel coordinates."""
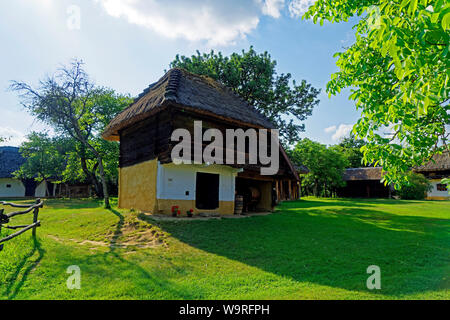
[
  {"left": 176, "top": 68, "right": 275, "bottom": 128},
  {"left": 103, "top": 67, "right": 277, "bottom": 140},
  {"left": 110, "top": 70, "right": 176, "bottom": 124},
  {"left": 164, "top": 68, "right": 182, "bottom": 100}
]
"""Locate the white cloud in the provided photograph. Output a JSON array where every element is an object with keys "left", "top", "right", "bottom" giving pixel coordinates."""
[
  {"left": 331, "top": 124, "right": 354, "bottom": 141},
  {"left": 95, "top": 0, "right": 310, "bottom": 45},
  {"left": 324, "top": 125, "right": 337, "bottom": 134},
  {"left": 261, "top": 0, "right": 285, "bottom": 18},
  {"left": 95, "top": 0, "right": 270, "bottom": 46},
  {"left": 0, "top": 127, "right": 26, "bottom": 147},
  {"left": 288, "top": 0, "right": 316, "bottom": 18}
]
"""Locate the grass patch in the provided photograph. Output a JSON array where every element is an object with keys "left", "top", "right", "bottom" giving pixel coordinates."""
[{"left": 0, "top": 197, "right": 448, "bottom": 300}]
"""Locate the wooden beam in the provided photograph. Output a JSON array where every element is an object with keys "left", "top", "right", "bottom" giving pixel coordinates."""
[
  {"left": 288, "top": 180, "right": 292, "bottom": 200},
  {"left": 0, "top": 221, "right": 41, "bottom": 244},
  {"left": 6, "top": 200, "right": 43, "bottom": 219}
]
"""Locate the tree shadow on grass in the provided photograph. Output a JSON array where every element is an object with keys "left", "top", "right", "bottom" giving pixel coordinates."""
[
  {"left": 154, "top": 206, "right": 449, "bottom": 297},
  {"left": 80, "top": 208, "right": 199, "bottom": 299},
  {"left": 280, "top": 199, "right": 376, "bottom": 209},
  {"left": 3, "top": 236, "right": 45, "bottom": 300},
  {"left": 282, "top": 198, "right": 428, "bottom": 210},
  {"left": 108, "top": 208, "right": 125, "bottom": 251}
]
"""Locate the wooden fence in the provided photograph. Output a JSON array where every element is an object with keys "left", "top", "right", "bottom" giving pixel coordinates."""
[{"left": 0, "top": 199, "right": 44, "bottom": 252}]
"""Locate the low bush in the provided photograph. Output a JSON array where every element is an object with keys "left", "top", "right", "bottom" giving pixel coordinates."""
[{"left": 398, "top": 172, "right": 432, "bottom": 200}]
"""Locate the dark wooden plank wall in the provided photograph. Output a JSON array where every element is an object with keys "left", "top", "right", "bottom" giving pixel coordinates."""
[
  {"left": 119, "top": 107, "right": 297, "bottom": 181},
  {"left": 119, "top": 111, "right": 172, "bottom": 168},
  {"left": 170, "top": 110, "right": 295, "bottom": 179}
]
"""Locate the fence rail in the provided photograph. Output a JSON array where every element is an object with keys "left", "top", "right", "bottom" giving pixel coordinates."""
[{"left": 0, "top": 199, "right": 43, "bottom": 252}]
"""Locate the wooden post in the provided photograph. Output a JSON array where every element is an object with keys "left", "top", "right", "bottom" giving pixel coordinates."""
[
  {"left": 0, "top": 208, "right": 3, "bottom": 250},
  {"left": 32, "top": 198, "right": 40, "bottom": 238}
]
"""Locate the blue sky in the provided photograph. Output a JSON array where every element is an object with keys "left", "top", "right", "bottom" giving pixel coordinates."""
[{"left": 0, "top": 0, "right": 361, "bottom": 147}]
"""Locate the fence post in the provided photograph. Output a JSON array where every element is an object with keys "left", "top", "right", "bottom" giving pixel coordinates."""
[
  {"left": 32, "top": 198, "right": 41, "bottom": 238},
  {"left": 0, "top": 208, "right": 3, "bottom": 252}
]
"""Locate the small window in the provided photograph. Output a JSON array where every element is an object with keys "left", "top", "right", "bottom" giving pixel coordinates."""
[
  {"left": 436, "top": 184, "right": 447, "bottom": 192},
  {"left": 6, "top": 184, "right": 11, "bottom": 188}
]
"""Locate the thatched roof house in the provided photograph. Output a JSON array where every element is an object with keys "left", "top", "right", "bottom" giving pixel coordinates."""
[
  {"left": 103, "top": 68, "right": 275, "bottom": 141},
  {"left": 338, "top": 151, "right": 450, "bottom": 200},
  {"left": 415, "top": 151, "right": 449, "bottom": 200},
  {"left": 343, "top": 167, "right": 383, "bottom": 181},
  {"left": 104, "top": 68, "right": 300, "bottom": 215},
  {"left": 0, "top": 146, "right": 24, "bottom": 178},
  {"left": 415, "top": 151, "right": 450, "bottom": 174},
  {"left": 338, "top": 167, "right": 391, "bottom": 198},
  {"left": 0, "top": 147, "right": 28, "bottom": 198},
  {"left": 0, "top": 146, "right": 48, "bottom": 198},
  {"left": 0, "top": 146, "right": 92, "bottom": 199}
]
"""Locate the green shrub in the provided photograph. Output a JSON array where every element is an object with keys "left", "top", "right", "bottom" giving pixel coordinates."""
[
  {"left": 398, "top": 172, "right": 432, "bottom": 200},
  {"left": 441, "top": 178, "right": 450, "bottom": 194}
]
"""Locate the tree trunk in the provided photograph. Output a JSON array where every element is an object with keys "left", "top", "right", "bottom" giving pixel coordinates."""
[
  {"left": 314, "top": 179, "right": 318, "bottom": 197},
  {"left": 79, "top": 148, "right": 103, "bottom": 197},
  {"left": 73, "top": 130, "right": 110, "bottom": 208},
  {"left": 86, "top": 144, "right": 110, "bottom": 208},
  {"left": 96, "top": 158, "right": 110, "bottom": 208}
]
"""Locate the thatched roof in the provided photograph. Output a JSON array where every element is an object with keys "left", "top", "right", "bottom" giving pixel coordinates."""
[
  {"left": 103, "top": 68, "right": 275, "bottom": 141},
  {"left": 0, "top": 147, "right": 24, "bottom": 178},
  {"left": 343, "top": 167, "right": 382, "bottom": 181},
  {"left": 415, "top": 151, "right": 450, "bottom": 172}
]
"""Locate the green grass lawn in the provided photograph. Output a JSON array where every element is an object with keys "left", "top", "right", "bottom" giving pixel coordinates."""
[{"left": 0, "top": 197, "right": 449, "bottom": 300}]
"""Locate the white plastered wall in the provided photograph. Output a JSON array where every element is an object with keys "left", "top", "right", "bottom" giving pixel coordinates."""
[
  {"left": 35, "top": 181, "right": 47, "bottom": 198},
  {"left": 427, "top": 179, "right": 449, "bottom": 199},
  {"left": 0, "top": 178, "right": 25, "bottom": 198},
  {"left": 156, "top": 162, "right": 240, "bottom": 201}
]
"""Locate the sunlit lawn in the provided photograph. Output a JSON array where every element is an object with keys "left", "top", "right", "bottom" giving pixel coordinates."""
[{"left": 0, "top": 197, "right": 448, "bottom": 300}]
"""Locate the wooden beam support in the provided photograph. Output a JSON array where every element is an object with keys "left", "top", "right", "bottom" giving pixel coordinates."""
[{"left": 0, "top": 221, "right": 41, "bottom": 244}]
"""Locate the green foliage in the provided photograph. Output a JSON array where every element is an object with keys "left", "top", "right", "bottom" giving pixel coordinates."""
[
  {"left": 291, "top": 138, "right": 349, "bottom": 197},
  {"left": 62, "top": 137, "right": 120, "bottom": 194},
  {"left": 14, "top": 132, "right": 67, "bottom": 185},
  {"left": 441, "top": 177, "right": 450, "bottom": 193},
  {"left": 170, "top": 47, "right": 321, "bottom": 144},
  {"left": 304, "top": 0, "right": 450, "bottom": 188},
  {"left": 10, "top": 60, "right": 132, "bottom": 203},
  {"left": 332, "top": 134, "right": 370, "bottom": 168},
  {"left": 397, "top": 172, "right": 432, "bottom": 200}
]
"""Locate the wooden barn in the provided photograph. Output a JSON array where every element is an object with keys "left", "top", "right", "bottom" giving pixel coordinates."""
[
  {"left": 103, "top": 68, "right": 300, "bottom": 215},
  {"left": 337, "top": 167, "right": 392, "bottom": 198},
  {"left": 415, "top": 151, "right": 450, "bottom": 200}
]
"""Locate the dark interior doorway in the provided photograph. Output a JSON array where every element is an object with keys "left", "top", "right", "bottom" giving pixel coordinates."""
[
  {"left": 47, "top": 182, "right": 54, "bottom": 197},
  {"left": 196, "top": 172, "right": 219, "bottom": 210},
  {"left": 23, "top": 179, "right": 37, "bottom": 197}
]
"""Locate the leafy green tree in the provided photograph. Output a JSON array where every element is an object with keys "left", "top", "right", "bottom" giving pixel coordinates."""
[
  {"left": 170, "top": 47, "right": 321, "bottom": 144},
  {"left": 397, "top": 172, "right": 432, "bottom": 200},
  {"left": 332, "top": 135, "right": 370, "bottom": 168},
  {"left": 304, "top": 0, "right": 450, "bottom": 188},
  {"left": 291, "top": 138, "right": 348, "bottom": 197},
  {"left": 10, "top": 60, "right": 131, "bottom": 207},
  {"left": 441, "top": 177, "right": 450, "bottom": 193},
  {"left": 14, "top": 132, "right": 67, "bottom": 196},
  {"left": 61, "top": 137, "right": 120, "bottom": 196}
]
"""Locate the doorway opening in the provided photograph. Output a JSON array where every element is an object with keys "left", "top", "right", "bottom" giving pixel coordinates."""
[
  {"left": 23, "top": 179, "right": 37, "bottom": 197},
  {"left": 196, "top": 172, "right": 219, "bottom": 210}
]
